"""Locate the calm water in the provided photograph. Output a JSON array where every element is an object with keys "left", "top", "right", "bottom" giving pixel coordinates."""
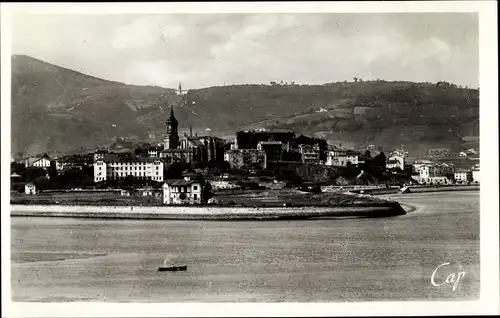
[{"left": 11, "top": 191, "right": 479, "bottom": 302}]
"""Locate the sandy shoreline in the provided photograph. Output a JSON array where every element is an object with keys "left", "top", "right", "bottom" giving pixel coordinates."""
[{"left": 10, "top": 203, "right": 406, "bottom": 220}]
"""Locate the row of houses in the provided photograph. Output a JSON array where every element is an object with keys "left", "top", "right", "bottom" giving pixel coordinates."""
[{"left": 412, "top": 159, "right": 480, "bottom": 184}]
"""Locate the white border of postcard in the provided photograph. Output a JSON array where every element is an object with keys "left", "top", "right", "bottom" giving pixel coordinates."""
[{"left": 1, "top": 1, "right": 498, "bottom": 317}]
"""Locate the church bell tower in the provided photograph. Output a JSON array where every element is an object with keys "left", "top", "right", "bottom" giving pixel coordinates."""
[{"left": 164, "top": 106, "right": 179, "bottom": 150}]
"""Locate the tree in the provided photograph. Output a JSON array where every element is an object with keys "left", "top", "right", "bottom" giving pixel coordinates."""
[
  {"left": 25, "top": 167, "right": 47, "bottom": 183},
  {"left": 11, "top": 162, "right": 27, "bottom": 176},
  {"left": 353, "top": 77, "right": 358, "bottom": 82},
  {"left": 372, "top": 152, "right": 387, "bottom": 168},
  {"left": 47, "top": 162, "right": 58, "bottom": 180},
  {"left": 363, "top": 150, "right": 372, "bottom": 160},
  {"left": 201, "top": 181, "right": 214, "bottom": 203},
  {"left": 466, "top": 172, "right": 474, "bottom": 184}
]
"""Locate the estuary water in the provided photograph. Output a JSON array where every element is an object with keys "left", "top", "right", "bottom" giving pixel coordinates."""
[{"left": 10, "top": 191, "right": 479, "bottom": 302}]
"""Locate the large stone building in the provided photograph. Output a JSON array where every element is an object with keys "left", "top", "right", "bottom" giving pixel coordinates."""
[
  {"left": 224, "top": 149, "right": 267, "bottom": 169},
  {"left": 234, "top": 130, "right": 326, "bottom": 165},
  {"left": 24, "top": 153, "right": 53, "bottom": 168},
  {"left": 93, "top": 153, "right": 164, "bottom": 183},
  {"left": 160, "top": 107, "right": 224, "bottom": 165}
]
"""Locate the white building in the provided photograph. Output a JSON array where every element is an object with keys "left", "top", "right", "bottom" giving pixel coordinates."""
[
  {"left": 93, "top": 154, "right": 164, "bottom": 183},
  {"left": 162, "top": 176, "right": 202, "bottom": 205},
  {"left": 472, "top": 166, "right": 480, "bottom": 183},
  {"left": 25, "top": 182, "right": 36, "bottom": 195},
  {"left": 386, "top": 154, "right": 405, "bottom": 171},
  {"left": 325, "top": 148, "right": 359, "bottom": 167},
  {"left": 25, "top": 154, "right": 52, "bottom": 168},
  {"left": 413, "top": 159, "right": 433, "bottom": 173},
  {"left": 454, "top": 169, "right": 471, "bottom": 183}
]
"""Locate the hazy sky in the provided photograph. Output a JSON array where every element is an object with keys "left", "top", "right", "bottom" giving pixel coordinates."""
[{"left": 12, "top": 13, "right": 479, "bottom": 89}]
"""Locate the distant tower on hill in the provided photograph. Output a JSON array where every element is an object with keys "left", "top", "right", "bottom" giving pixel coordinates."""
[
  {"left": 176, "top": 82, "right": 187, "bottom": 96},
  {"left": 164, "top": 106, "right": 179, "bottom": 150}
]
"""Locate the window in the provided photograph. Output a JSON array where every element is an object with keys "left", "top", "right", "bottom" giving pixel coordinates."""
[
  {"left": 156, "top": 172, "right": 159, "bottom": 175},
  {"left": 193, "top": 194, "right": 197, "bottom": 200},
  {"left": 193, "top": 185, "right": 198, "bottom": 191}
]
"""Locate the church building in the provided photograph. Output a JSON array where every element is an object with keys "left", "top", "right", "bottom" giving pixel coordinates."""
[{"left": 160, "top": 106, "right": 224, "bottom": 165}]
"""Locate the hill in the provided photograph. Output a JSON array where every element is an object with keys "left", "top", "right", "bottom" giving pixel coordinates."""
[{"left": 11, "top": 55, "right": 479, "bottom": 157}]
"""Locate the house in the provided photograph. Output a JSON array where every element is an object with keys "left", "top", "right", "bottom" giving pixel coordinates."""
[
  {"left": 386, "top": 154, "right": 405, "bottom": 171},
  {"left": 137, "top": 187, "right": 155, "bottom": 196},
  {"left": 162, "top": 176, "right": 202, "bottom": 205},
  {"left": 418, "top": 161, "right": 453, "bottom": 179},
  {"left": 472, "top": 165, "right": 480, "bottom": 183},
  {"left": 325, "top": 147, "right": 359, "bottom": 167},
  {"left": 25, "top": 182, "right": 37, "bottom": 195},
  {"left": 454, "top": 168, "right": 472, "bottom": 183},
  {"left": 25, "top": 153, "right": 52, "bottom": 168},
  {"left": 120, "top": 189, "right": 131, "bottom": 196}
]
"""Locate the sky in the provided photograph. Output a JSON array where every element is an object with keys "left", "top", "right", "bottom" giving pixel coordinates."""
[{"left": 11, "top": 13, "right": 479, "bottom": 89}]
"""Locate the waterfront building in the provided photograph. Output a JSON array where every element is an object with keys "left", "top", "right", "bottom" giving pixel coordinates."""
[
  {"left": 415, "top": 160, "right": 455, "bottom": 184},
  {"left": 413, "top": 159, "right": 434, "bottom": 174},
  {"left": 93, "top": 153, "right": 164, "bottom": 183},
  {"left": 25, "top": 182, "right": 37, "bottom": 195},
  {"left": 454, "top": 168, "right": 472, "bottom": 184},
  {"left": 162, "top": 176, "right": 202, "bottom": 205}
]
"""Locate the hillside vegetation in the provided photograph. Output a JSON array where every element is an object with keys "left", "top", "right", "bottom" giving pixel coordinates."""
[{"left": 11, "top": 55, "right": 479, "bottom": 157}]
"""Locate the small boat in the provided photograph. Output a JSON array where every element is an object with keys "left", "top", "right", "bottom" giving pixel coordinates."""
[
  {"left": 158, "top": 265, "right": 188, "bottom": 272},
  {"left": 158, "top": 255, "right": 187, "bottom": 272}
]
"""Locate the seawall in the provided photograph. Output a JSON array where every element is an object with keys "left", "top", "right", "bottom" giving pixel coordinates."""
[
  {"left": 10, "top": 203, "right": 406, "bottom": 220},
  {"left": 350, "top": 185, "right": 480, "bottom": 195}
]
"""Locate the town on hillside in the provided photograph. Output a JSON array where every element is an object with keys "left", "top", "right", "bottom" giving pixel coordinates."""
[{"left": 11, "top": 93, "right": 480, "bottom": 205}]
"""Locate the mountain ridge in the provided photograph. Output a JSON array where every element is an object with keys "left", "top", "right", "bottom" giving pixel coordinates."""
[{"left": 11, "top": 55, "right": 479, "bottom": 158}]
